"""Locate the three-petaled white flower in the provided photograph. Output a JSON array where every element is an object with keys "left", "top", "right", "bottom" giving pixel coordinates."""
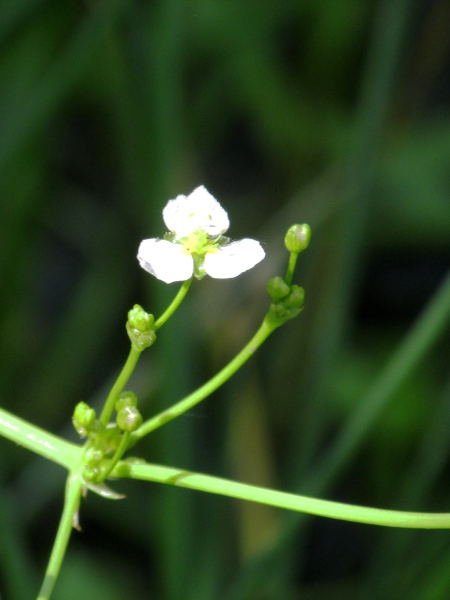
[{"left": 138, "top": 186, "right": 265, "bottom": 283}]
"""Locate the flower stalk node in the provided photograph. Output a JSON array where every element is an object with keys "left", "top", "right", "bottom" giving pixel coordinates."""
[
  {"left": 266, "top": 285, "right": 305, "bottom": 328},
  {"left": 267, "top": 276, "right": 291, "bottom": 302}
]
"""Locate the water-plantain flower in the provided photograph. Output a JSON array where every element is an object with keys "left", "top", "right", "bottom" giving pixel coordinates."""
[{"left": 138, "top": 186, "right": 265, "bottom": 283}]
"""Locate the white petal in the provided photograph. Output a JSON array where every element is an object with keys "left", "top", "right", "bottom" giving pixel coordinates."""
[
  {"left": 204, "top": 239, "right": 265, "bottom": 279},
  {"left": 137, "top": 239, "right": 194, "bottom": 283},
  {"left": 163, "top": 186, "right": 229, "bottom": 238}
]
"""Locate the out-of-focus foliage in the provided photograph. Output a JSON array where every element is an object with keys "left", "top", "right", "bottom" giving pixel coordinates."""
[{"left": 1, "top": 0, "right": 450, "bottom": 598}]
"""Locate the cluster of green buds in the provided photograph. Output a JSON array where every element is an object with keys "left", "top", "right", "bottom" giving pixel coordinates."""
[
  {"left": 126, "top": 304, "right": 157, "bottom": 351},
  {"left": 266, "top": 278, "right": 305, "bottom": 327},
  {"left": 73, "top": 402, "right": 121, "bottom": 481},
  {"left": 72, "top": 391, "right": 143, "bottom": 484},
  {"left": 265, "top": 223, "right": 311, "bottom": 328}
]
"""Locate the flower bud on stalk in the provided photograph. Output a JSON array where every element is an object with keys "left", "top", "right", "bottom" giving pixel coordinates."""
[
  {"left": 116, "top": 406, "right": 143, "bottom": 432},
  {"left": 126, "top": 305, "right": 156, "bottom": 350},
  {"left": 115, "top": 391, "right": 138, "bottom": 412},
  {"left": 72, "top": 402, "right": 96, "bottom": 437},
  {"left": 267, "top": 276, "right": 290, "bottom": 302},
  {"left": 284, "top": 224, "right": 311, "bottom": 254}
]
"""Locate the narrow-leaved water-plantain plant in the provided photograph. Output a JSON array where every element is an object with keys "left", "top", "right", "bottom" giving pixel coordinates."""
[{"left": 2, "top": 186, "right": 450, "bottom": 599}]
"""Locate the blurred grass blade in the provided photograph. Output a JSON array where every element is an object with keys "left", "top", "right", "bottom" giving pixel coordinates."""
[{"left": 0, "top": 0, "right": 129, "bottom": 173}]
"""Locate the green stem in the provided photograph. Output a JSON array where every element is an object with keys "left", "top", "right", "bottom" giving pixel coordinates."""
[
  {"left": 99, "top": 346, "right": 141, "bottom": 426},
  {"left": 0, "top": 407, "right": 81, "bottom": 468},
  {"left": 130, "top": 317, "right": 276, "bottom": 442},
  {"left": 98, "top": 279, "right": 192, "bottom": 427},
  {"left": 37, "top": 471, "right": 83, "bottom": 600},
  {"left": 285, "top": 252, "right": 298, "bottom": 286},
  {"left": 115, "top": 460, "right": 450, "bottom": 529},
  {"left": 96, "top": 431, "right": 131, "bottom": 482},
  {"left": 154, "top": 277, "right": 193, "bottom": 331}
]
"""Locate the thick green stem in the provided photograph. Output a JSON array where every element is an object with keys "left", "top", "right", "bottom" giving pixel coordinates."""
[
  {"left": 99, "top": 346, "right": 141, "bottom": 426},
  {"left": 154, "top": 277, "right": 193, "bottom": 331},
  {"left": 130, "top": 317, "right": 276, "bottom": 442},
  {"left": 0, "top": 407, "right": 81, "bottom": 468},
  {"left": 37, "top": 471, "right": 83, "bottom": 600},
  {"left": 115, "top": 461, "right": 450, "bottom": 529}
]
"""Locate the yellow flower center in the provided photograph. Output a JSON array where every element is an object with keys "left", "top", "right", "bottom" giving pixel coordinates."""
[{"left": 179, "top": 229, "right": 219, "bottom": 255}]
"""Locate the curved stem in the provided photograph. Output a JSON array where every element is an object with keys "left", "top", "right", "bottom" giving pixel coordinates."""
[
  {"left": 115, "top": 460, "right": 450, "bottom": 529},
  {"left": 37, "top": 471, "right": 83, "bottom": 599},
  {"left": 98, "top": 279, "right": 192, "bottom": 427},
  {"left": 154, "top": 277, "right": 193, "bottom": 331},
  {"left": 130, "top": 317, "right": 276, "bottom": 442},
  {"left": 99, "top": 346, "right": 141, "bottom": 426}
]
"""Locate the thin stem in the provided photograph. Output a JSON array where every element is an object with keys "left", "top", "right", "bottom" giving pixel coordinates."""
[
  {"left": 154, "top": 277, "right": 193, "bottom": 331},
  {"left": 115, "top": 460, "right": 450, "bottom": 530},
  {"left": 130, "top": 317, "right": 276, "bottom": 442},
  {"left": 37, "top": 471, "right": 83, "bottom": 600},
  {"left": 99, "top": 346, "right": 141, "bottom": 426},
  {"left": 285, "top": 252, "right": 298, "bottom": 286},
  {"left": 98, "top": 279, "right": 192, "bottom": 427},
  {"left": 96, "top": 431, "right": 131, "bottom": 482}
]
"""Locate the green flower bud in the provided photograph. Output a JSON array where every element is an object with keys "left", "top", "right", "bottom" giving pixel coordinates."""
[
  {"left": 267, "top": 276, "right": 290, "bottom": 302},
  {"left": 284, "top": 285, "right": 305, "bottom": 309},
  {"left": 267, "top": 302, "right": 291, "bottom": 323},
  {"left": 83, "top": 463, "right": 101, "bottom": 482},
  {"left": 265, "top": 286, "right": 305, "bottom": 328},
  {"left": 116, "top": 406, "right": 143, "bottom": 432},
  {"left": 127, "top": 304, "right": 155, "bottom": 333},
  {"left": 72, "top": 402, "right": 96, "bottom": 437},
  {"left": 284, "top": 224, "right": 311, "bottom": 254},
  {"left": 126, "top": 305, "right": 157, "bottom": 350},
  {"left": 84, "top": 446, "right": 103, "bottom": 464},
  {"left": 115, "top": 391, "right": 138, "bottom": 412}
]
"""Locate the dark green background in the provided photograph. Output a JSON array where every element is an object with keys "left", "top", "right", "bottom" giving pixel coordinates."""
[{"left": 1, "top": 0, "right": 450, "bottom": 598}]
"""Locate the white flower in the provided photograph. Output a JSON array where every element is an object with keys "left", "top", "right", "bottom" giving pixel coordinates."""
[{"left": 138, "top": 186, "right": 265, "bottom": 283}]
